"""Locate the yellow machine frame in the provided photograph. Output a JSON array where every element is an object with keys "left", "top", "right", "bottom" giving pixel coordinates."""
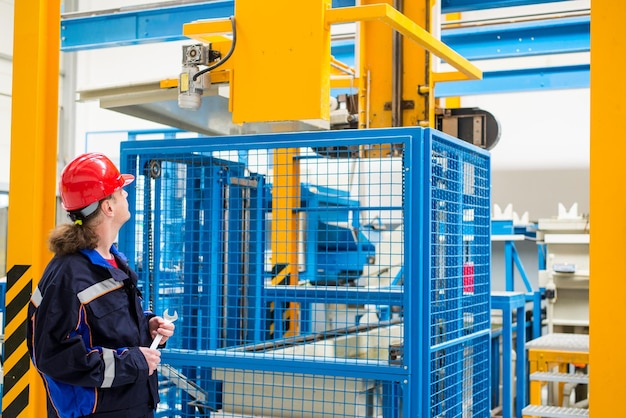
[{"left": 182, "top": 1, "right": 481, "bottom": 129}]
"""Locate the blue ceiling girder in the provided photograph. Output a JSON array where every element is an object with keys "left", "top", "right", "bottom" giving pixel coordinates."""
[
  {"left": 271, "top": 0, "right": 575, "bottom": 12},
  {"left": 434, "top": 64, "right": 589, "bottom": 96},
  {"left": 326, "top": 17, "right": 589, "bottom": 65},
  {"left": 444, "top": 16, "right": 589, "bottom": 60},
  {"left": 61, "top": 1, "right": 234, "bottom": 51},
  {"left": 331, "top": 40, "right": 356, "bottom": 67},
  {"left": 61, "top": 0, "right": 589, "bottom": 56},
  {"left": 440, "top": 0, "right": 573, "bottom": 13},
  {"left": 60, "top": 0, "right": 591, "bottom": 94}
]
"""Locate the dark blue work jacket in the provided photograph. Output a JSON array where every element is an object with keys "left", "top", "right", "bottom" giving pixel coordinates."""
[{"left": 27, "top": 247, "right": 159, "bottom": 418}]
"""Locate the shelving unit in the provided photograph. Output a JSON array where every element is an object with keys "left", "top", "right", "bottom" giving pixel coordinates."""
[{"left": 523, "top": 333, "right": 589, "bottom": 417}]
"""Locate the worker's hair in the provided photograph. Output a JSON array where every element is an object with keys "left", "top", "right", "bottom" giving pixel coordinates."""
[{"left": 48, "top": 194, "right": 114, "bottom": 256}]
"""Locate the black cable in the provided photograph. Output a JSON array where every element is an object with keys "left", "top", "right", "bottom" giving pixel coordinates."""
[{"left": 192, "top": 15, "right": 237, "bottom": 82}]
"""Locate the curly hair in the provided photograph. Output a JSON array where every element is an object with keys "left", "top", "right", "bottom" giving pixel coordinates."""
[{"left": 48, "top": 196, "right": 112, "bottom": 256}]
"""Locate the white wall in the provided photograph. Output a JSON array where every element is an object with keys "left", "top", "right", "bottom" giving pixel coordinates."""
[
  {"left": 74, "top": 41, "right": 187, "bottom": 156},
  {"left": 454, "top": 0, "right": 590, "bottom": 219},
  {"left": 0, "top": 0, "right": 14, "bottom": 206},
  {"left": 467, "top": 89, "right": 590, "bottom": 219}
]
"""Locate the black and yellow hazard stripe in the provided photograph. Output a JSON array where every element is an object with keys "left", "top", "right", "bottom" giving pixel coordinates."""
[
  {"left": 266, "top": 263, "right": 300, "bottom": 339},
  {"left": 270, "top": 263, "right": 290, "bottom": 287},
  {"left": 267, "top": 263, "right": 289, "bottom": 339},
  {"left": 2, "top": 264, "right": 33, "bottom": 417}
]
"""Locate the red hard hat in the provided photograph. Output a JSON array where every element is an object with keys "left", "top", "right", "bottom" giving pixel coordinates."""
[{"left": 60, "top": 153, "right": 134, "bottom": 212}]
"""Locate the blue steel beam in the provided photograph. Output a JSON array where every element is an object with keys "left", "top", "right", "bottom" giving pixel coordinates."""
[
  {"left": 434, "top": 64, "right": 589, "bottom": 96},
  {"left": 326, "top": 27, "right": 590, "bottom": 95},
  {"left": 60, "top": 1, "right": 590, "bottom": 94},
  {"left": 444, "top": 16, "right": 589, "bottom": 60},
  {"left": 330, "top": 64, "right": 589, "bottom": 96},
  {"left": 326, "top": 17, "right": 590, "bottom": 63},
  {"left": 61, "top": 1, "right": 234, "bottom": 51},
  {"left": 330, "top": 40, "right": 356, "bottom": 67},
  {"left": 61, "top": 1, "right": 589, "bottom": 56},
  {"left": 441, "top": 0, "right": 574, "bottom": 13}
]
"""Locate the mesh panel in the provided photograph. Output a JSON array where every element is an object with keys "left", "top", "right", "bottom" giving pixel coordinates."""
[
  {"left": 428, "top": 133, "right": 491, "bottom": 417},
  {"left": 119, "top": 127, "right": 490, "bottom": 417},
  {"left": 158, "top": 366, "right": 403, "bottom": 417}
]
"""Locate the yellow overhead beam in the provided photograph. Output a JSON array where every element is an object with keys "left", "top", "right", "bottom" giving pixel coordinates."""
[
  {"left": 432, "top": 70, "right": 472, "bottom": 83},
  {"left": 325, "top": 3, "right": 482, "bottom": 81},
  {"left": 330, "top": 56, "right": 358, "bottom": 89},
  {"left": 183, "top": 18, "right": 234, "bottom": 44},
  {"left": 330, "top": 56, "right": 355, "bottom": 77},
  {"left": 160, "top": 69, "right": 231, "bottom": 88},
  {"left": 330, "top": 76, "right": 360, "bottom": 89},
  {"left": 160, "top": 66, "right": 354, "bottom": 90}
]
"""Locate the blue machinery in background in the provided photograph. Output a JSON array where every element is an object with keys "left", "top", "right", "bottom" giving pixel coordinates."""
[
  {"left": 119, "top": 126, "right": 491, "bottom": 417},
  {"left": 300, "top": 184, "right": 376, "bottom": 286}
]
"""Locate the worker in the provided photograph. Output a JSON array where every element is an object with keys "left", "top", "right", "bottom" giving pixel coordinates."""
[{"left": 27, "top": 152, "right": 175, "bottom": 418}]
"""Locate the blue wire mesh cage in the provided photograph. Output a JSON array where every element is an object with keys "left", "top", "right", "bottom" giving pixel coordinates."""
[{"left": 119, "top": 126, "right": 490, "bottom": 417}]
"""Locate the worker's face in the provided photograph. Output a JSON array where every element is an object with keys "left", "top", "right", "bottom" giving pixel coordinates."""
[{"left": 110, "top": 188, "right": 131, "bottom": 225}]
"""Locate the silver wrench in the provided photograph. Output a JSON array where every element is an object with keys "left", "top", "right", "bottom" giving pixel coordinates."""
[{"left": 150, "top": 309, "right": 178, "bottom": 349}]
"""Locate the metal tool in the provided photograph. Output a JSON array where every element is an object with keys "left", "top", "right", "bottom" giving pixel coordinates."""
[{"left": 150, "top": 309, "right": 178, "bottom": 349}]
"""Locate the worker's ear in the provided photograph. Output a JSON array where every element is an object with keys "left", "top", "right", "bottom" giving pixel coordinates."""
[{"left": 100, "top": 198, "right": 114, "bottom": 217}]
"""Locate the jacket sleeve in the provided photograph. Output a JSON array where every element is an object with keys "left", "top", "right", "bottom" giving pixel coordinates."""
[{"left": 28, "top": 280, "right": 150, "bottom": 388}]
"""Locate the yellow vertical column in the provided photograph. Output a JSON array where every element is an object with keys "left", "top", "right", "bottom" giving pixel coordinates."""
[
  {"left": 402, "top": 0, "right": 432, "bottom": 126},
  {"left": 270, "top": 148, "right": 301, "bottom": 337},
  {"left": 3, "top": 0, "right": 59, "bottom": 416},
  {"left": 360, "top": 0, "right": 394, "bottom": 130},
  {"left": 589, "top": 1, "right": 626, "bottom": 415},
  {"left": 359, "top": 0, "right": 430, "bottom": 156}
]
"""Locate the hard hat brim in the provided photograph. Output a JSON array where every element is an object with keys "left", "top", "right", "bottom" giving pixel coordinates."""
[{"left": 121, "top": 174, "right": 135, "bottom": 186}]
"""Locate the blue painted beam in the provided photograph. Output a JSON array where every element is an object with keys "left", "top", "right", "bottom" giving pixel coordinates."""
[
  {"left": 326, "top": 16, "right": 590, "bottom": 63},
  {"left": 444, "top": 16, "right": 589, "bottom": 60},
  {"left": 441, "top": 0, "right": 574, "bottom": 13},
  {"left": 434, "top": 64, "right": 589, "bottom": 96},
  {"left": 61, "top": 1, "right": 234, "bottom": 51},
  {"left": 326, "top": 0, "right": 577, "bottom": 12},
  {"left": 61, "top": 1, "right": 590, "bottom": 94},
  {"left": 61, "top": 1, "right": 589, "bottom": 54},
  {"left": 332, "top": 65, "right": 589, "bottom": 96},
  {"left": 330, "top": 40, "right": 356, "bottom": 67}
]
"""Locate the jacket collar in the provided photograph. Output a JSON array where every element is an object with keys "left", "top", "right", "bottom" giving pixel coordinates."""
[{"left": 79, "top": 247, "right": 130, "bottom": 281}]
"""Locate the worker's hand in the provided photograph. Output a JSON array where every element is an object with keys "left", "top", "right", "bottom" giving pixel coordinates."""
[
  {"left": 149, "top": 316, "right": 175, "bottom": 345},
  {"left": 138, "top": 347, "right": 161, "bottom": 375}
]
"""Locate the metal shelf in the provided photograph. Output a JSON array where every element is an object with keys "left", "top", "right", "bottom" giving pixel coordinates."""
[
  {"left": 529, "top": 371, "right": 588, "bottom": 384},
  {"left": 522, "top": 405, "right": 589, "bottom": 417}
]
